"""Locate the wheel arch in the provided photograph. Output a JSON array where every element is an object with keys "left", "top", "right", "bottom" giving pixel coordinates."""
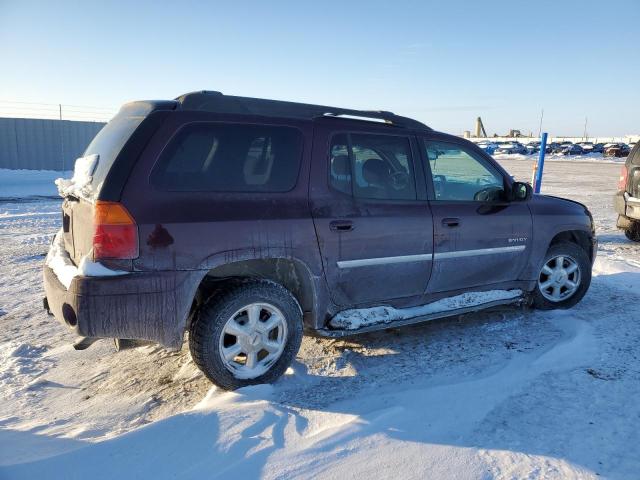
[
  {"left": 548, "top": 229, "right": 594, "bottom": 262},
  {"left": 188, "top": 256, "right": 325, "bottom": 331}
]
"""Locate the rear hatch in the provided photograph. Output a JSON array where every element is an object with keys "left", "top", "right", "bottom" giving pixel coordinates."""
[{"left": 58, "top": 102, "right": 168, "bottom": 266}]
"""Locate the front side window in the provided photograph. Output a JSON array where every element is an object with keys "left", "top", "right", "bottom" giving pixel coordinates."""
[
  {"left": 329, "top": 133, "right": 416, "bottom": 200},
  {"left": 151, "top": 123, "right": 302, "bottom": 192},
  {"left": 423, "top": 140, "right": 505, "bottom": 202}
]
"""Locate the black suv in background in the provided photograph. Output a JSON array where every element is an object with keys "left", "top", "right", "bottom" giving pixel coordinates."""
[
  {"left": 605, "top": 143, "right": 631, "bottom": 158},
  {"left": 43, "top": 91, "right": 596, "bottom": 389},
  {"left": 615, "top": 143, "right": 640, "bottom": 241}
]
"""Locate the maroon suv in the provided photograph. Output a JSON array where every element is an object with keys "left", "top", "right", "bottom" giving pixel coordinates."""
[{"left": 43, "top": 91, "right": 596, "bottom": 389}]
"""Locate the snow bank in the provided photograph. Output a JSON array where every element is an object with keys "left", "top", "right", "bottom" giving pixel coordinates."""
[
  {"left": 45, "top": 229, "right": 127, "bottom": 289},
  {"left": 0, "top": 315, "right": 601, "bottom": 480},
  {"left": 45, "top": 230, "right": 80, "bottom": 289},
  {"left": 330, "top": 289, "right": 523, "bottom": 330},
  {"left": 492, "top": 153, "right": 625, "bottom": 164},
  {"left": 54, "top": 154, "right": 99, "bottom": 201},
  {"left": 0, "top": 169, "right": 71, "bottom": 199}
]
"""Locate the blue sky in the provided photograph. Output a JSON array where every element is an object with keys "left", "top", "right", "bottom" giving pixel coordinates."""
[{"left": 1, "top": 0, "right": 639, "bottom": 136}]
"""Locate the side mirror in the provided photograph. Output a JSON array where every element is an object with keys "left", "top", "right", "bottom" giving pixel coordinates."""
[{"left": 511, "top": 181, "right": 532, "bottom": 201}]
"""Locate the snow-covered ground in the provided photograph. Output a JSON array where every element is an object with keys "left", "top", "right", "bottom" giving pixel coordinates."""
[
  {"left": 1, "top": 158, "right": 639, "bottom": 479},
  {"left": 492, "top": 152, "right": 627, "bottom": 165}
]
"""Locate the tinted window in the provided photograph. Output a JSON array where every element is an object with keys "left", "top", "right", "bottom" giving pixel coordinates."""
[
  {"left": 328, "top": 133, "right": 416, "bottom": 200},
  {"left": 151, "top": 123, "right": 302, "bottom": 192},
  {"left": 329, "top": 134, "right": 351, "bottom": 195},
  {"left": 423, "top": 140, "right": 504, "bottom": 202}
]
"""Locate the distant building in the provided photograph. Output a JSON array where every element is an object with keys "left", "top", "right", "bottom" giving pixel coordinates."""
[{"left": 474, "top": 117, "right": 487, "bottom": 138}]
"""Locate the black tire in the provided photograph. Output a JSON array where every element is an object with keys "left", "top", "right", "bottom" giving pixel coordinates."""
[
  {"left": 531, "top": 242, "right": 592, "bottom": 310},
  {"left": 189, "top": 280, "right": 303, "bottom": 390},
  {"left": 624, "top": 221, "right": 640, "bottom": 242}
]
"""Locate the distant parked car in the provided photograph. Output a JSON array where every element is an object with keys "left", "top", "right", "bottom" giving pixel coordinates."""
[
  {"left": 550, "top": 142, "right": 571, "bottom": 154},
  {"left": 571, "top": 142, "right": 604, "bottom": 154},
  {"left": 577, "top": 142, "right": 596, "bottom": 154},
  {"left": 525, "top": 142, "right": 540, "bottom": 154},
  {"left": 476, "top": 140, "right": 499, "bottom": 155},
  {"left": 604, "top": 143, "right": 631, "bottom": 158},
  {"left": 494, "top": 141, "right": 526, "bottom": 155},
  {"left": 525, "top": 142, "right": 553, "bottom": 155},
  {"left": 614, "top": 143, "right": 640, "bottom": 241},
  {"left": 561, "top": 144, "right": 585, "bottom": 156}
]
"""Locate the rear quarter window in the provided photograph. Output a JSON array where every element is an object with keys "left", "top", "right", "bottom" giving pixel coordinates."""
[
  {"left": 84, "top": 114, "right": 147, "bottom": 190},
  {"left": 150, "top": 123, "right": 303, "bottom": 192}
]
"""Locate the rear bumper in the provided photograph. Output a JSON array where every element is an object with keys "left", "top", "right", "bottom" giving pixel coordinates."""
[
  {"left": 43, "top": 264, "right": 204, "bottom": 349},
  {"left": 614, "top": 191, "right": 640, "bottom": 223}
]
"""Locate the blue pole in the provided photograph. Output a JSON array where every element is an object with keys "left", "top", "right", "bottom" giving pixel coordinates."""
[{"left": 534, "top": 132, "right": 548, "bottom": 193}]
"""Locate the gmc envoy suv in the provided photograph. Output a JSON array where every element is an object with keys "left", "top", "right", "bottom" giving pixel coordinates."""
[{"left": 43, "top": 91, "right": 596, "bottom": 389}]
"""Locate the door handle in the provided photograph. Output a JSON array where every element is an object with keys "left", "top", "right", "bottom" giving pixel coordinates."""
[
  {"left": 442, "top": 217, "right": 460, "bottom": 227},
  {"left": 330, "top": 220, "right": 354, "bottom": 232}
]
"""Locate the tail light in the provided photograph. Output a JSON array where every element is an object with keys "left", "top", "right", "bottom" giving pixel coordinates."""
[
  {"left": 93, "top": 201, "right": 139, "bottom": 260},
  {"left": 617, "top": 166, "right": 628, "bottom": 192}
]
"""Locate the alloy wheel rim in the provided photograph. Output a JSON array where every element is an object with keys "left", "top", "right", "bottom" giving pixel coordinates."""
[
  {"left": 218, "top": 302, "right": 288, "bottom": 380},
  {"left": 538, "top": 254, "right": 581, "bottom": 302}
]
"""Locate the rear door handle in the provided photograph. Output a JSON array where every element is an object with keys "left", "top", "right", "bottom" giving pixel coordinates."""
[
  {"left": 330, "top": 220, "right": 354, "bottom": 232},
  {"left": 442, "top": 217, "right": 460, "bottom": 227}
]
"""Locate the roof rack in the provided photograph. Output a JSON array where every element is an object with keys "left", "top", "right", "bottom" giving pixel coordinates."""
[{"left": 175, "top": 90, "right": 431, "bottom": 131}]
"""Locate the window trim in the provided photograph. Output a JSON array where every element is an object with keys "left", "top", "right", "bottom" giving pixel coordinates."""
[
  {"left": 327, "top": 130, "right": 420, "bottom": 202},
  {"left": 420, "top": 137, "right": 509, "bottom": 204},
  {"left": 149, "top": 120, "right": 305, "bottom": 194}
]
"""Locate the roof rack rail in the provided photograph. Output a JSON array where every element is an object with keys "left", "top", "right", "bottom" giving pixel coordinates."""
[{"left": 175, "top": 90, "right": 431, "bottom": 131}]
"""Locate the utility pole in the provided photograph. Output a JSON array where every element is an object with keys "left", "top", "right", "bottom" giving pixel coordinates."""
[
  {"left": 538, "top": 109, "right": 544, "bottom": 138},
  {"left": 583, "top": 116, "right": 588, "bottom": 140}
]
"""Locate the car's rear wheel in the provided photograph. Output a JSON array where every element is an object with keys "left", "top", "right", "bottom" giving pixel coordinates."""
[
  {"left": 189, "top": 280, "right": 303, "bottom": 390},
  {"left": 624, "top": 221, "right": 640, "bottom": 242},
  {"left": 531, "top": 242, "right": 591, "bottom": 310}
]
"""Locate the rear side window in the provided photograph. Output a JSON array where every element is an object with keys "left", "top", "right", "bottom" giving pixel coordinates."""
[
  {"left": 151, "top": 123, "right": 303, "bottom": 192},
  {"left": 329, "top": 133, "right": 416, "bottom": 200}
]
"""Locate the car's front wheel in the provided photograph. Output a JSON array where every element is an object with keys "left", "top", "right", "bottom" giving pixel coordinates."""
[
  {"left": 189, "top": 280, "right": 303, "bottom": 390},
  {"left": 624, "top": 221, "right": 640, "bottom": 242},
  {"left": 531, "top": 242, "right": 592, "bottom": 310}
]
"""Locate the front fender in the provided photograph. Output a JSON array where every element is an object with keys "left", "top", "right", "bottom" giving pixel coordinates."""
[{"left": 522, "top": 195, "right": 594, "bottom": 281}]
